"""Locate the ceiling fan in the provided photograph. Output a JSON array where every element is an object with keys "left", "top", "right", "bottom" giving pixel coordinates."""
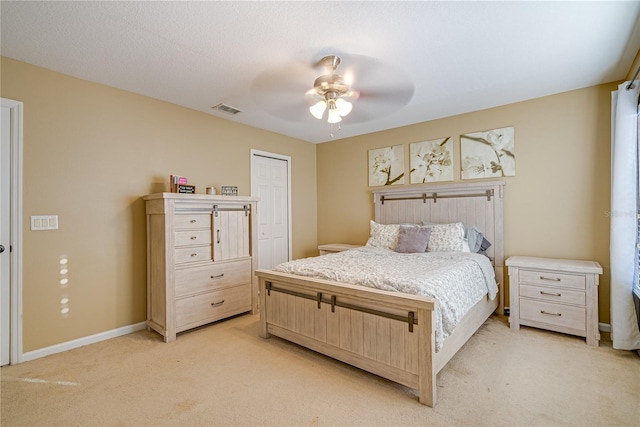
[
  {"left": 304, "top": 55, "right": 359, "bottom": 124},
  {"left": 250, "top": 53, "right": 415, "bottom": 135}
]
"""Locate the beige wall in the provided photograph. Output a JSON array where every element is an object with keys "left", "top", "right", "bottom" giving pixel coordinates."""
[
  {"left": 1, "top": 57, "right": 318, "bottom": 352},
  {"left": 317, "top": 83, "right": 616, "bottom": 324},
  {"left": 1, "top": 51, "right": 629, "bottom": 352}
]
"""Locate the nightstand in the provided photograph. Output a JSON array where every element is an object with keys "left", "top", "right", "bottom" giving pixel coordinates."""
[
  {"left": 506, "top": 256, "right": 602, "bottom": 346},
  {"left": 318, "top": 243, "right": 361, "bottom": 255}
]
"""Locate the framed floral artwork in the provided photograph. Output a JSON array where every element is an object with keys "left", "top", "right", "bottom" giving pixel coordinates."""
[
  {"left": 409, "top": 137, "right": 453, "bottom": 183},
  {"left": 368, "top": 145, "right": 405, "bottom": 186},
  {"left": 461, "top": 126, "right": 515, "bottom": 179}
]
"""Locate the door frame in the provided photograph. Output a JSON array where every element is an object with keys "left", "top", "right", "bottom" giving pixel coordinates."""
[
  {"left": 1, "top": 98, "right": 24, "bottom": 365},
  {"left": 250, "top": 149, "right": 292, "bottom": 262}
]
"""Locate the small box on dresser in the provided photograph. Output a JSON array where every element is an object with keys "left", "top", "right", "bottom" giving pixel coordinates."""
[
  {"left": 144, "top": 193, "right": 259, "bottom": 342},
  {"left": 506, "top": 256, "right": 602, "bottom": 346}
]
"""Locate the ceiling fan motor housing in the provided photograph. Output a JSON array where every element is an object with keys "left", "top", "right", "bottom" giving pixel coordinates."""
[{"left": 313, "top": 74, "right": 349, "bottom": 98}]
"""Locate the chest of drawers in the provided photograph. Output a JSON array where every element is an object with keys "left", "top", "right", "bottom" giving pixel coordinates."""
[
  {"left": 506, "top": 256, "right": 602, "bottom": 346},
  {"left": 144, "top": 193, "right": 259, "bottom": 342}
]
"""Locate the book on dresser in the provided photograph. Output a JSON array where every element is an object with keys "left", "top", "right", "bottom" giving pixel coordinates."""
[{"left": 143, "top": 192, "right": 259, "bottom": 342}]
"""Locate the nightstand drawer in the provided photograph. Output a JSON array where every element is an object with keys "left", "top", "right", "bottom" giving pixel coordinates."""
[
  {"left": 519, "top": 284, "right": 585, "bottom": 306},
  {"left": 519, "top": 269, "right": 585, "bottom": 290},
  {"left": 520, "top": 299, "right": 586, "bottom": 331}
]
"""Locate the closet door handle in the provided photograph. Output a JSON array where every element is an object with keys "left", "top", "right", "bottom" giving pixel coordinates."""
[{"left": 217, "top": 230, "right": 221, "bottom": 244}]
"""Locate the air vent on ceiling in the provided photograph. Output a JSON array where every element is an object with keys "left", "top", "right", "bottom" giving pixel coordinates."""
[{"left": 212, "top": 103, "right": 242, "bottom": 115}]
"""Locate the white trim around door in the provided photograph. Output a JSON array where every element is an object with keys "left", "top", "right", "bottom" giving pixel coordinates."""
[{"left": 1, "top": 98, "right": 24, "bottom": 365}]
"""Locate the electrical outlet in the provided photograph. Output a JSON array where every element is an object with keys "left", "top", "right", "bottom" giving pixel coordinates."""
[{"left": 30, "top": 215, "right": 58, "bottom": 230}]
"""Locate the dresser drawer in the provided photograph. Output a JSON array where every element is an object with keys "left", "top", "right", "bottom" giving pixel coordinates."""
[
  {"left": 175, "top": 259, "right": 251, "bottom": 297},
  {"left": 175, "top": 229, "right": 212, "bottom": 247},
  {"left": 175, "top": 245, "right": 212, "bottom": 264},
  {"left": 174, "top": 214, "right": 211, "bottom": 230},
  {"left": 175, "top": 284, "right": 251, "bottom": 330},
  {"left": 520, "top": 299, "right": 585, "bottom": 331},
  {"left": 519, "top": 284, "right": 585, "bottom": 306},
  {"left": 519, "top": 269, "right": 585, "bottom": 290}
]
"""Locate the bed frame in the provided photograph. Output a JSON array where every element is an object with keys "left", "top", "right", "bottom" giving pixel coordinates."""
[{"left": 256, "top": 180, "right": 505, "bottom": 406}]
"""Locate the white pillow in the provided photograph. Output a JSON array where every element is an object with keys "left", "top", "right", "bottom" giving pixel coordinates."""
[
  {"left": 365, "top": 220, "right": 400, "bottom": 250},
  {"left": 425, "top": 222, "right": 466, "bottom": 252}
]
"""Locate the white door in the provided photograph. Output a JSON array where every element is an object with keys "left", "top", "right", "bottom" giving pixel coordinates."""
[
  {"left": 251, "top": 151, "right": 291, "bottom": 269},
  {"left": 1, "top": 105, "right": 11, "bottom": 366}
]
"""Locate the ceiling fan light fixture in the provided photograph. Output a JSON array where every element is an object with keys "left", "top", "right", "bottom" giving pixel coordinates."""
[
  {"left": 334, "top": 98, "right": 352, "bottom": 116},
  {"left": 307, "top": 55, "right": 358, "bottom": 133},
  {"left": 309, "top": 100, "right": 327, "bottom": 119},
  {"left": 327, "top": 107, "right": 342, "bottom": 124}
]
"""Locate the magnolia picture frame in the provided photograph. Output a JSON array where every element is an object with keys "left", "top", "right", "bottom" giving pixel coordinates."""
[
  {"left": 461, "top": 126, "right": 515, "bottom": 179},
  {"left": 410, "top": 137, "right": 453, "bottom": 183},
  {"left": 368, "top": 145, "right": 405, "bottom": 186}
]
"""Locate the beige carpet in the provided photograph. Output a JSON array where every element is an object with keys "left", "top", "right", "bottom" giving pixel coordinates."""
[{"left": 1, "top": 314, "right": 639, "bottom": 427}]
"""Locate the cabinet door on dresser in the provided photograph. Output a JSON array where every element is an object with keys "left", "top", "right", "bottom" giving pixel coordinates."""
[
  {"left": 144, "top": 193, "right": 259, "bottom": 343},
  {"left": 213, "top": 206, "right": 250, "bottom": 261}
]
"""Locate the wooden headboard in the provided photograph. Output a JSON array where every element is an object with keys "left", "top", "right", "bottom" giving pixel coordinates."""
[{"left": 372, "top": 180, "right": 505, "bottom": 314}]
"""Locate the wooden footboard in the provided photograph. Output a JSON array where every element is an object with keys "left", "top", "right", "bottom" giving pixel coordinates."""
[
  {"left": 257, "top": 269, "right": 439, "bottom": 406},
  {"left": 256, "top": 269, "right": 498, "bottom": 406}
]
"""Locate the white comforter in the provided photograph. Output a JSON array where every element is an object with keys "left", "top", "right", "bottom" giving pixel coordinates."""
[{"left": 272, "top": 247, "right": 498, "bottom": 352}]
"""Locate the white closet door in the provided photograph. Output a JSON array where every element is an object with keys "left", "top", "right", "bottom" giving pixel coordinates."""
[{"left": 251, "top": 152, "right": 290, "bottom": 270}]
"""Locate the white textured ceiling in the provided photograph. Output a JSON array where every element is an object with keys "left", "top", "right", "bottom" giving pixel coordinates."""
[{"left": 2, "top": 1, "right": 640, "bottom": 144}]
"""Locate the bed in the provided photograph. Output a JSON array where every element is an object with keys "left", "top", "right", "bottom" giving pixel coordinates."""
[{"left": 255, "top": 180, "right": 505, "bottom": 406}]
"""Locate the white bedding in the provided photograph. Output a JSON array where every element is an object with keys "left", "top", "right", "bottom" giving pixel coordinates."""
[{"left": 272, "top": 247, "right": 498, "bottom": 352}]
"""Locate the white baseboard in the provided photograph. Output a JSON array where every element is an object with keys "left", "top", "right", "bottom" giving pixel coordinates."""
[
  {"left": 599, "top": 322, "right": 611, "bottom": 333},
  {"left": 21, "top": 321, "right": 147, "bottom": 363}
]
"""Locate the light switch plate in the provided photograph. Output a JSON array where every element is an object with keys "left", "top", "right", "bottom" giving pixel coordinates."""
[{"left": 31, "top": 215, "right": 58, "bottom": 230}]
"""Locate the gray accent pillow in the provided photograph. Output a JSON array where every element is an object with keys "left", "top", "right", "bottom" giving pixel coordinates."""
[{"left": 395, "top": 225, "right": 432, "bottom": 253}]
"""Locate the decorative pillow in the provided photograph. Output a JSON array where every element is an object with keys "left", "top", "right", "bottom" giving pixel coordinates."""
[
  {"left": 395, "top": 225, "right": 431, "bottom": 253},
  {"left": 425, "top": 222, "right": 466, "bottom": 252},
  {"left": 365, "top": 220, "right": 400, "bottom": 250}
]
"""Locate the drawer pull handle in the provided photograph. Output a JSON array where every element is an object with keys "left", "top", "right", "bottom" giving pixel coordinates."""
[
  {"left": 190, "top": 236, "right": 197, "bottom": 240},
  {"left": 190, "top": 253, "right": 198, "bottom": 257},
  {"left": 540, "top": 276, "right": 561, "bottom": 282},
  {"left": 210, "top": 274, "right": 224, "bottom": 279},
  {"left": 190, "top": 219, "right": 197, "bottom": 223},
  {"left": 211, "top": 300, "right": 225, "bottom": 307},
  {"left": 540, "top": 310, "right": 562, "bottom": 316},
  {"left": 540, "top": 291, "right": 562, "bottom": 297}
]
